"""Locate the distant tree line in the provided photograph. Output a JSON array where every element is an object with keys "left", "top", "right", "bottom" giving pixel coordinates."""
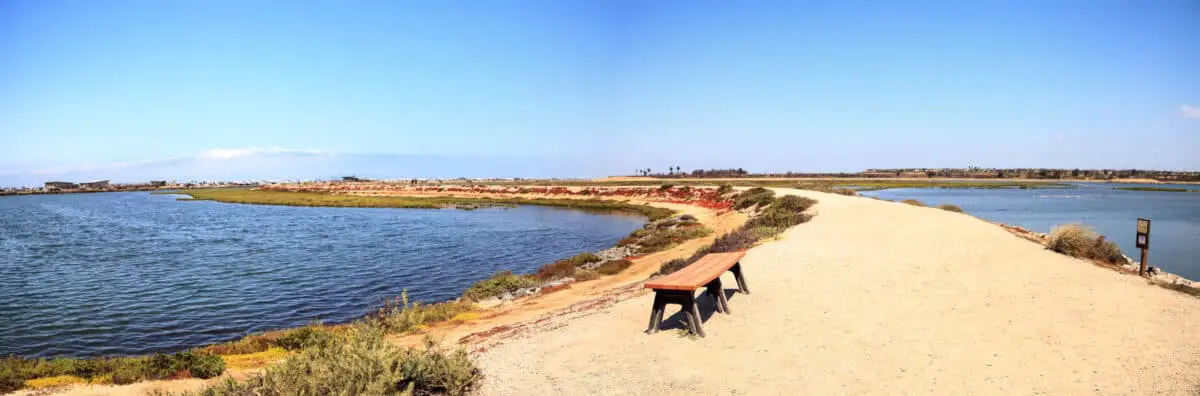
[{"left": 632, "top": 167, "right": 1200, "bottom": 182}]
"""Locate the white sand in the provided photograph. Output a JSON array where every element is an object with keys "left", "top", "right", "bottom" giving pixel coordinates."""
[{"left": 475, "top": 188, "right": 1200, "bottom": 395}]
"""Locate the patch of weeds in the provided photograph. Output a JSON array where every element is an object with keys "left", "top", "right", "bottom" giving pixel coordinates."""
[
  {"left": 596, "top": 260, "right": 633, "bottom": 275},
  {"left": 1047, "top": 224, "right": 1125, "bottom": 264},
  {"left": 535, "top": 260, "right": 578, "bottom": 281},
  {"left": 732, "top": 187, "right": 775, "bottom": 210},
  {"left": 936, "top": 204, "right": 964, "bottom": 213},
  {"left": 371, "top": 290, "right": 476, "bottom": 332},
  {"left": 462, "top": 272, "right": 539, "bottom": 301},
  {"left": 901, "top": 199, "right": 925, "bottom": 207}
]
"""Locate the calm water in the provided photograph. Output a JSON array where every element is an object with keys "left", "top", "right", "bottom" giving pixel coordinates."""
[
  {"left": 0, "top": 192, "right": 644, "bottom": 358},
  {"left": 861, "top": 183, "right": 1200, "bottom": 280}
]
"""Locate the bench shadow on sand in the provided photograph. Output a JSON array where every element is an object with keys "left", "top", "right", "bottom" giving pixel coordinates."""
[{"left": 652, "top": 289, "right": 740, "bottom": 333}]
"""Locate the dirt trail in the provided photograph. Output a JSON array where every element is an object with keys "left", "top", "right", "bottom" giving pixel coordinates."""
[{"left": 475, "top": 188, "right": 1200, "bottom": 395}]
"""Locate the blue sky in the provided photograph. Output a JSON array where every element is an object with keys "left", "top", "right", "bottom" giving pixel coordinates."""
[{"left": 1, "top": 1, "right": 1197, "bottom": 186}]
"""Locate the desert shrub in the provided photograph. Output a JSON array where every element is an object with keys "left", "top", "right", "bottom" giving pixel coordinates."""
[
  {"left": 750, "top": 226, "right": 786, "bottom": 240},
  {"left": 901, "top": 199, "right": 925, "bottom": 207},
  {"left": 653, "top": 219, "right": 679, "bottom": 229},
  {"left": 596, "top": 260, "right": 633, "bottom": 275},
  {"left": 659, "top": 184, "right": 674, "bottom": 190},
  {"left": 0, "top": 356, "right": 35, "bottom": 393},
  {"left": 832, "top": 187, "right": 858, "bottom": 196},
  {"left": 1047, "top": 224, "right": 1125, "bottom": 264},
  {"left": 716, "top": 184, "right": 733, "bottom": 196},
  {"left": 636, "top": 226, "right": 713, "bottom": 254},
  {"left": 732, "top": 187, "right": 775, "bottom": 210},
  {"left": 187, "top": 354, "right": 225, "bottom": 379},
  {"left": 657, "top": 259, "right": 690, "bottom": 276},
  {"left": 573, "top": 270, "right": 600, "bottom": 281},
  {"left": 372, "top": 290, "right": 476, "bottom": 332},
  {"left": 936, "top": 204, "right": 964, "bottom": 213},
  {"left": 709, "top": 229, "right": 758, "bottom": 253},
  {"left": 462, "top": 272, "right": 539, "bottom": 301},
  {"left": 769, "top": 195, "right": 817, "bottom": 213},
  {"left": 184, "top": 325, "right": 480, "bottom": 396},
  {"left": 535, "top": 260, "right": 577, "bottom": 281},
  {"left": 201, "top": 334, "right": 273, "bottom": 355},
  {"left": 567, "top": 253, "right": 602, "bottom": 266},
  {"left": 272, "top": 326, "right": 332, "bottom": 351},
  {"left": 677, "top": 214, "right": 697, "bottom": 222}
]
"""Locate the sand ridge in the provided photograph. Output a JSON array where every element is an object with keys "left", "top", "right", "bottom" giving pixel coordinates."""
[{"left": 474, "top": 188, "right": 1200, "bottom": 395}]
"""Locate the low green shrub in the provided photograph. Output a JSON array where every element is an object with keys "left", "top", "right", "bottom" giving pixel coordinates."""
[
  {"left": 272, "top": 326, "right": 332, "bottom": 351},
  {"left": 1047, "top": 224, "right": 1125, "bottom": 264},
  {"left": 187, "top": 354, "right": 225, "bottom": 379},
  {"left": 574, "top": 270, "right": 600, "bottom": 281},
  {"left": 732, "top": 187, "right": 775, "bottom": 210},
  {"left": 659, "top": 184, "right": 674, "bottom": 190},
  {"left": 709, "top": 229, "right": 758, "bottom": 253},
  {"left": 657, "top": 259, "right": 690, "bottom": 276},
  {"left": 567, "top": 253, "right": 602, "bottom": 266},
  {"left": 462, "top": 272, "right": 539, "bottom": 301},
  {"left": 936, "top": 204, "right": 964, "bottom": 213},
  {"left": 372, "top": 290, "right": 476, "bottom": 332},
  {"left": 535, "top": 260, "right": 578, "bottom": 281},
  {"left": 596, "top": 260, "right": 633, "bottom": 275},
  {"left": 716, "top": 184, "right": 733, "bottom": 196},
  {"left": 636, "top": 226, "right": 713, "bottom": 254},
  {"left": 0, "top": 351, "right": 227, "bottom": 391},
  {"left": 181, "top": 325, "right": 480, "bottom": 396}
]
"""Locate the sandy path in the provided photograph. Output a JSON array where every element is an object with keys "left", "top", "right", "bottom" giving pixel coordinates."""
[{"left": 475, "top": 188, "right": 1200, "bottom": 395}]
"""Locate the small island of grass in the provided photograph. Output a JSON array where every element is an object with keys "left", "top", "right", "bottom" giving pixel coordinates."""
[{"left": 1113, "top": 186, "right": 1193, "bottom": 193}]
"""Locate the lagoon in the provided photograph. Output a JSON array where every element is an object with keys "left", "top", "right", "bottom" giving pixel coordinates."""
[
  {"left": 0, "top": 192, "right": 644, "bottom": 358},
  {"left": 861, "top": 183, "right": 1200, "bottom": 281}
]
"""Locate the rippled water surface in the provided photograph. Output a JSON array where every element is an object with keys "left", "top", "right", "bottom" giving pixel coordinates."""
[
  {"left": 0, "top": 192, "right": 644, "bottom": 357},
  {"left": 861, "top": 183, "right": 1200, "bottom": 280}
]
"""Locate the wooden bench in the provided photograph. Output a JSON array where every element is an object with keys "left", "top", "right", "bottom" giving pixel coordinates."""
[{"left": 643, "top": 251, "right": 749, "bottom": 337}]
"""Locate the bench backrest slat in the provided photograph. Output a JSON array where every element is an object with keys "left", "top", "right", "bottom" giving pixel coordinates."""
[{"left": 644, "top": 251, "right": 746, "bottom": 291}]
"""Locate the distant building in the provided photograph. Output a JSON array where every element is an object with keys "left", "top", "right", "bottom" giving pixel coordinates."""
[
  {"left": 80, "top": 180, "right": 110, "bottom": 189},
  {"left": 44, "top": 181, "right": 78, "bottom": 190}
]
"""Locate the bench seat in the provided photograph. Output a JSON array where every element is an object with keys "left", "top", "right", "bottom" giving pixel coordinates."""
[{"left": 643, "top": 251, "right": 749, "bottom": 337}]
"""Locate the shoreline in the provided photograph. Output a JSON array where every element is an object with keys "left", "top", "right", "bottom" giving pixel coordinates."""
[
  {"left": 4, "top": 184, "right": 751, "bottom": 395},
  {"left": 9, "top": 184, "right": 1198, "bottom": 395}
]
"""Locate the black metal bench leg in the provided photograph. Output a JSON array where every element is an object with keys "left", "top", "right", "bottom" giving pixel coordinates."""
[
  {"left": 682, "top": 294, "right": 705, "bottom": 338},
  {"left": 705, "top": 278, "right": 730, "bottom": 314},
  {"left": 646, "top": 292, "right": 666, "bottom": 334},
  {"left": 731, "top": 262, "right": 750, "bottom": 294}
]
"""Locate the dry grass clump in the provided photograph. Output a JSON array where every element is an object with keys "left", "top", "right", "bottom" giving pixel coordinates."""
[
  {"left": 178, "top": 325, "right": 479, "bottom": 396},
  {"left": 901, "top": 199, "right": 926, "bottom": 207},
  {"left": 596, "top": 259, "right": 633, "bottom": 275},
  {"left": 732, "top": 187, "right": 776, "bottom": 210},
  {"left": 1, "top": 351, "right": 225, "bottom": 393},
  {"left": 936, "top": 204, "right": 964, "bottom": 213},
  {"left": 462, "top": 272, "right": 539, "bottom": 301},
  {"left": 369, "top": 290, "right": 476, "bottom": 332},
  {"left": 1047, "top": 224, "right": 1125, "bottom": 264}
]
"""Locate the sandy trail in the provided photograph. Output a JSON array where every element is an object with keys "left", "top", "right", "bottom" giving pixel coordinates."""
[{"left": 475, "top": 188, "right": 1200, "bottom": 395}]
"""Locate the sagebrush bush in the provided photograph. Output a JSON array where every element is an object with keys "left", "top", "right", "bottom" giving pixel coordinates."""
[
  {"left": 462, "top": 272, "right": 539, "bottom": 301},
  {"left": 901, "top": 199, "right": 925, "bottom": 207},
  {"left": 371, "top": 290, "right": 475, "bottom": 332},
  {"left": 657, "top": 259, "right": 690, "bottom": 276},
  {"left": 271, "top": 326, "right": 332, "bottom": 351},
  {"left": 0, "top": 351, "right": 227, "bottom": 392},
  {"left": 597, "top": 260, "right": 633, "bottom": 275},
  {"left": 716, "top": 184, "right": 733, "bottom": 196},
  {"left": 567, "top": 253, "right": 602, "bottom": 266},
  {"left": 1047, "top": 224, "right": 1125, "bottom": 264},
  {"left": 936, "top": 204, "right": 964, "bottom": 213},
  {"left": 709, "top": 229, "right": 758, "bottom": 253},
  {"left": 732, "top": 187, "right": 775, "bottom": 210},
  {"left": 182, "top": 325, "right": 480, "bottom": 396},
  {"left": 635, "top": 226, "right": 713, "bottom": 254},
  {"left": 535, "top": 260, "right": 578, "bottom": 280}
]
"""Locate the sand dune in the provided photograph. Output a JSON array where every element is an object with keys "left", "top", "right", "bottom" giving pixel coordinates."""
[{"left": 475, "top": 188, "right": 1200, "bottom": 395}]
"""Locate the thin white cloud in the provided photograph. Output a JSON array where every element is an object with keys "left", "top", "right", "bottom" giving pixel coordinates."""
[
  {"left": 25, "top": 147, "right": 333, "bottom": 176},
  {"left": 198, "top": 147, "right": 329, "bottom": 160},
  {"left": 1182, "top": 104, "right": 1200, "bottom": 119}
]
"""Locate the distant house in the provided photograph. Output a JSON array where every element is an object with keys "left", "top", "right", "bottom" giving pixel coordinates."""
[
  {"left": 80, "top": 180, "right": 110, "bottom": 189},
  {"left": 44, "top": 181, "right": 78, "bottom": 190}
]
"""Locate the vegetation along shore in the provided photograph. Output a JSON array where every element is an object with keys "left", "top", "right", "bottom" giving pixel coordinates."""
[{"left": 3, "top": 184, "right": 822, "bottom": 394}]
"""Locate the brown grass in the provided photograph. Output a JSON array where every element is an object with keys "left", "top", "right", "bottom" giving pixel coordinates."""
[
  {"left": 1047, "top": 224, "right": 1125, "bottom": 264},
  {"left": 901, "top": 199, "right": 925, "bottom": 207}
]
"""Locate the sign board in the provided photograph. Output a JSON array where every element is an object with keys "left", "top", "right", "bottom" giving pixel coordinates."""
[{"left": 1135, "top": 218, "right": 1150, "bottom": 249}]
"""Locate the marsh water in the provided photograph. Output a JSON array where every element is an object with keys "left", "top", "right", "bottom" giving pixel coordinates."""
[
  {"left": 861, "top": 183, "right": 1200, "bottom": 281},
  {"left": 0, "top": 192, "right": 645, "bottom": 358}
]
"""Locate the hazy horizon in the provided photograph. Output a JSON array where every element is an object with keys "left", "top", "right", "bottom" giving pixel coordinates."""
[{"left": 2, "top": 1, "right": 1197, "bottom": 187}]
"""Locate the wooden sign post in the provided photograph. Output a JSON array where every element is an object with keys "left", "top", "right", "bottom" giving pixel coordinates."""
[{"left": 1135, "top": 218, "right": 1151, "bottom": 276}]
